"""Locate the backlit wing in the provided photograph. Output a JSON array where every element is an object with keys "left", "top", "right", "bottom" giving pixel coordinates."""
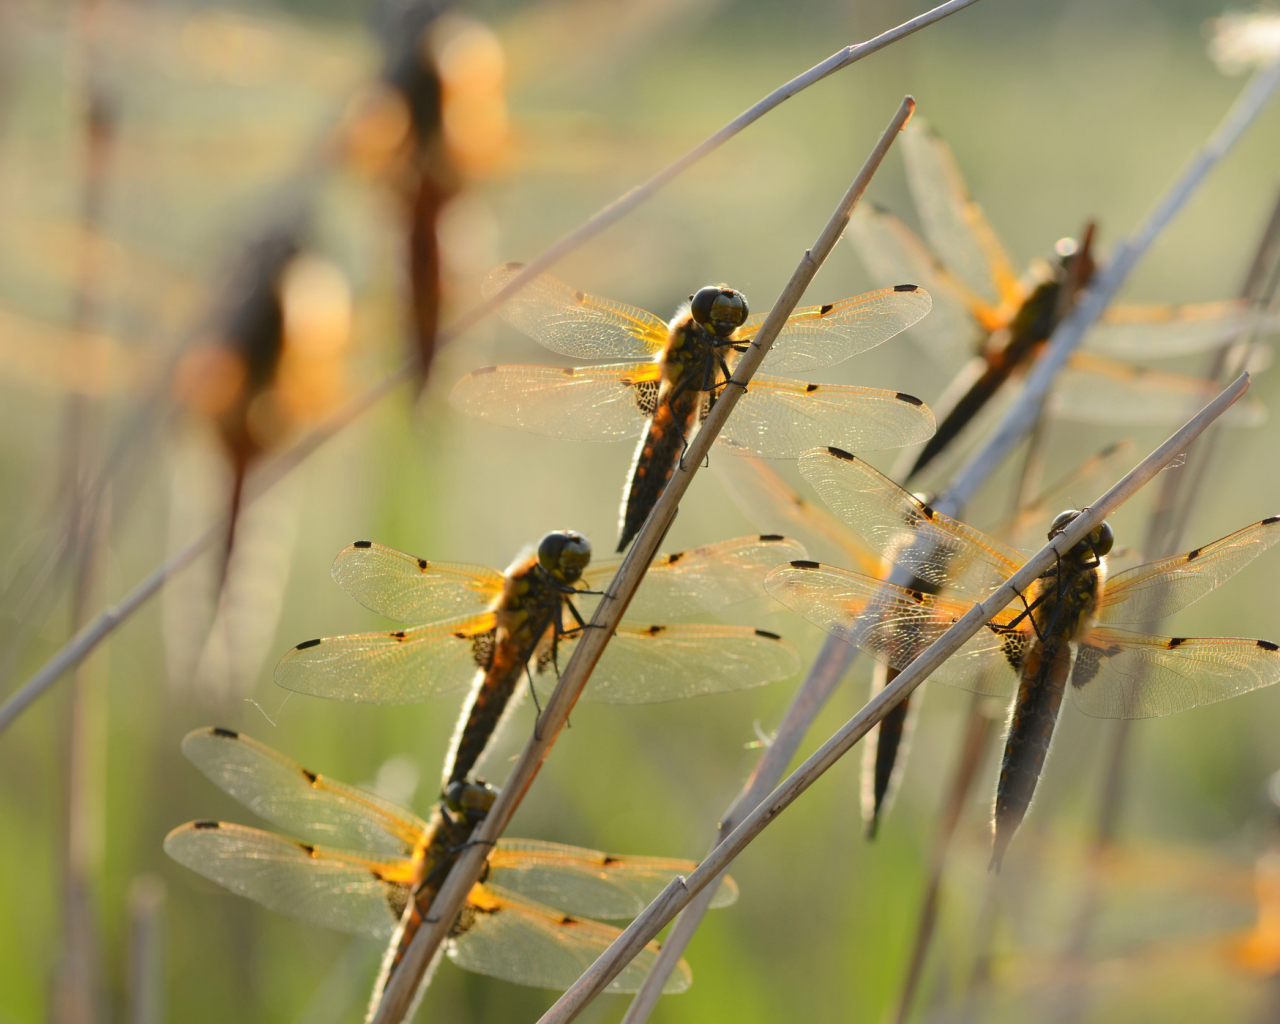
[
  {"left": 580, "top": 534, "right": 808, "bottom": 620},
  {"left": 330, "top": 541, "right": 503, "bottom": 623},
  {"left": 1053, "top": 352, "right": 1267, "bottom": 426},
  {"left": 180, "top": 728, "right": 425, "bottom": 855},
  {"left": 764, "top": 560, "right": 1021, "bottom": 696},
  {"left": 544, "top": 624, "right": 800, "bottom": 703},
  {"left": 797, "top": 447, "right": 1023, "bottom": 598},
  {"left": 901, "top": 117, "right": 1021, "bottom": 309},
  {"left": 1099, "top": 517, "right": 1280, "bottom": 626},
  {"left": 483, "top": 263, "right": 669, "bottom": 360},
  {"left": 1087, "top": 302, "right": 1280, "bottom": 359},
  {"left": 735, "top": 285, "right": 933, "bottom": 373},
  {"left": 449, "top": 883, "right": 691, "bottom": 994},
  {"left": 274, "top": 613, "right": 497, "bottom": 704},
  {"left": 1070, "top": 628, "right": 1280, "bottom": 719},
  {"left": 163, "top": 822, "right": 405, "bottom": 940},
  {"left": 717, "top": 378, "right": 935, "bottom": 459},
  {"left": 449, "top": 363, "right": 658, "bottom": 441},
  {"left": 487, "top": 839, "right": 737, "bottom": 919}
]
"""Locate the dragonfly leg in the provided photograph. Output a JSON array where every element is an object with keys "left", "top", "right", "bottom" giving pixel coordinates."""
[{"left": 1005, "top": 588, "right": 1049, "bottom": 643}]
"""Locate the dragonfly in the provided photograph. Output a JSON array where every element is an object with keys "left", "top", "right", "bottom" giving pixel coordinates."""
[
  {"left": 849, "top": 116, "right": 1273, "bottom": 483},
  {"left": 276, "top": 531, "right": 804, "bottom": 786},
  {"left": 764, "top": 447, "right": 1280, "bottom": 867},
  {"left": 164, "top": 727, "right": 735, "bottom": 994},
  {"left": 450, "top": 263, "right": 936, "bottom": 550}
]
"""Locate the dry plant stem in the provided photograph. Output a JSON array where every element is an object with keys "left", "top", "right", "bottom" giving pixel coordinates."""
[
  {"left": 532, "top": 374, "right": 1251, "bottom": 1024},
  {"left": 621, "top": 632, "right": 856, "bottom": 1024},
  {"left": 126, "top": 877, "right": 165, "bottom": 1024},
  {"left": 365, "top": 96, "right": 919, "bottom": 1024},
  {"left": 0, "top": 1, "right": 984, "bottom": 740}
]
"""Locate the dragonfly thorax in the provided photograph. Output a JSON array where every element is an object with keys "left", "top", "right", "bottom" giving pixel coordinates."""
[{"left": 689, "top": 285, "right": 748, "bottom": 339}]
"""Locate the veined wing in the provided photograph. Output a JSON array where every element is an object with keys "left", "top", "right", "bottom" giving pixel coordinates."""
[
  {"left": 487, "top": 839, "right": 737, "bottom": 919},
  {"left": 330, "top": 541, "right": 503, "bottom": 623},
  {"left": 163, "top": 822, "right": 405, "bottom": 940},
  {"left": 734, "top": 285, "right": 933, "bottom": 374},
  {"left": 1070, "top": 627, "right": 1280, "bottom": 719},
  {"left": 544, "top": 624, "right": 800, "bottom": 703},
  {"left": 1099, "top": 517, "right": 1280, "bottom": 626},
  {"left": 274, "top": 613, "right": 496, "bottom": 704},
  {"left": 449, "top": 363, "right": 657, "bottom": 442},
  {"left": 482, "top": 263, "right": 668, "bottom": 360},
  {"left": 1053, "top": 352, "right": 1267, "bottom": 426},
  {"left": 180, "top": 728, "right": 425, "bottom": 855},
  {"left": 797, "top": 447, "right": 1024, "bottom": 598},
  {"left": 901, "top": 117, "right": 1022, "bottom": 309},
  {"left": 711, "top": 455, "right": 882, "bottom": 575},
  {"left": 449, "top": 883, "right": 691, "bottom": 994},
  {"left": 716, "top": 378, "right": 935, "bottom": 459},
  {"left": 764, "top": 560, "right": 1021, "bottom": 696},
  {"left": 580, "top": 534, "right": 808, "bottom": 620},
  {"left": 1087, "top": 301, "right": 1280, "bottom": 359}
]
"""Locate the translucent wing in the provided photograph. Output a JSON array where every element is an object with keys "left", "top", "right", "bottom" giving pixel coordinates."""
[
  {"left": 1070, "top": 628, "right": 1280, "bottom": 719},
  {"left": 482, "top": 263, "right": 669, "bottom": 360},
  {"left": 717, "top": 377, "right": 935, "bottom": 459},
  {"left": 735, "top": 285, "right": 933, "bottom": 374},
  {"left": 1099, "top": 517, "right": 1280, "bottom": 625},
  {"left": 163, "top": 822, "right": 405, "bottom": 940},
  {"left": 449, "top": 883, "right": 691, "bottom": 994},
  {"left": 579, "top": 534, "right": 808, "bottom": 620},
  {"left": 797, "top": 447, "right": 1024, "bottom": 598},
  {"left": 487, "top": 839, "right": 737, "bottom": 919},
  {"left": 544, "top": 624, "right": 800, "bottom": 703},
  {"left": 764, "top": 560, "right": 1022, "bottom": 696},
  {"left": 274, "top": 613, "right": 496, "bottom": 704},
  {"left": 1086, "top": 302, "right": 1280, "bottom": 359},
  {"left": 180, "top": 727, "right": 425, "bottom": 855},
  {"left": 1053, "top": 352, "right": 1267, "bottom": 427},
  {"left": 901, "top": 117, "right": 1021, "bottom": 308},
  {"left": 846, "top": 205, "right": 991, "bottom": 364},
  {"left": 449, "top": 363, "right": 657, "bottom": 442},
  {"left": 330, "top": 541, "right": 503, "bottom": 623}
]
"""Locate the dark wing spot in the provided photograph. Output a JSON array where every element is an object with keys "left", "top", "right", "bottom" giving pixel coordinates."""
[
  {"left": 790, "top": 560, "right": 821, "bottom": 569},
  {"left": 907, "top": 590, "right": 925, "bottom": 604},
  {"left": 805, "top": 383, "right": 819, "bottom": 393},
  {"left": 211, "top": 727, "right": 239, "bottom": 739},
  {"left": 296, "top": 638, "right": 322, "bottom": 650},
  {"left": 1259, "top": 640, "right": 1280, "bottom": 651},
  {"left": 193, "top": 820, "right": 220, "bottom": 830},
  {"left": 645, "top": 625, "right": 665, "bottom": 636},
  {"left": 819, "top": 303, "right": 834, "bottom": 315},
  {"left": 665, "top": 551, "right": 684, "bottom": 565},
  {"left": 1186, "top": 548, "right": 1201, "bottom": 561},
  {"left": 298, "top": 843, "right": 316, "bottom": 856},
  {"left": 601, "top": 855, "right": 619, "bottom": 865},
  {"left": 759, "top": 534, "right": 785, "bottom": 542},
  {"left": 1168, "top": 637, "right": 1187, "bottom": 648},
  {"left": 390, "top": 631, "right": 406, "bottom": 640},
  {"left": 1264, "top": 516, "right": 1280, "bottom": 525},
  {"left": 895, "top": 392, "right": 924, "bottom": 406},
  {"left": 418, "top": 558, "right": 428, "bottom": 570},
  {"left": 755, "top": 629, "right": 782, "bottom": 640},
  {"left": 560, "top": 366, "right": 576, "bottom": 376},
  {"left": 573, "top": 289, "right": 586, "bottom": 304},
  {"left": 826, "top": 447, "right": 855, "bottom": 461},
  {"left": 893, "top": 283, "right": 918, "bottom": 292},
  {"left": 302, "top": 768, "right": 319, "bottom": 784},
  {"left": 473, "top": 365, "right": 499, "bottom": 376},
  {"left": 920, "top": 505, "right": 935, "bottom": 520},
  {"left": 633, "top": 380, "right": 660, "bottom": 418},
  {"left": 503, "top": 261, "right": 525, "bottom": 271},
  {"left": 354, "top": 540, "right": 373, "bottom": 548}
]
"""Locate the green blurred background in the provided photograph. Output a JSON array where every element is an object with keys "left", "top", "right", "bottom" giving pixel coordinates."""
[{"left": 3, "top": 0, "right": 1280, "bottom": 1021}]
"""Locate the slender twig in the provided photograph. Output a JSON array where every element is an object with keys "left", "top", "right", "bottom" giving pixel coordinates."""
[
  {"left": 533, "top": 373, "right": 1250, "bottom": 1024},
  {"left": 126, "top": 877, "right": 165, "bottom": 1024},
  {"left": 366, "top": 96, "right": 919, "bottom": 1024},
  {"left": 0, "top": 0, "right": 984, "bottom": 739}
]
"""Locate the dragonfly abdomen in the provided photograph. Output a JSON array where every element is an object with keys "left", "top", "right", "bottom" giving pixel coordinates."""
[{"left": 618, "top": 391, "right": 699, "bottom": 551}]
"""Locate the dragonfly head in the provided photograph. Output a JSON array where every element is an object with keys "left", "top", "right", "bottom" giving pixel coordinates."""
[
  {"left": 689, "top": 285, "right": 749, "bottom": 338},
  {"left": 443, "top": 779, "right": 498, "bottom": 824},
  {"left": 1049, "top": 509, "right": 1114, "bottom": 558},
  {"left": 537, "top": 530, "right": 592, "bottom": 583}
]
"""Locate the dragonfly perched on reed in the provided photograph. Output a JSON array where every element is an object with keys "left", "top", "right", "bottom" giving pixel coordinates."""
[
  {"left": 766, "top": 447, "right": 1280, "bottom": 867},
  {"left": 450, "top": 264, "right": 937, "bottom": 549}
]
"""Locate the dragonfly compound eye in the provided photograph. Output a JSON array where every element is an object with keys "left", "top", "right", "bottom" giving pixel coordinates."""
[
  {"left": 689, "top": 285, "right": 749, "bottom": 338},
  {"left": 1090, "top": 521, "right": 1115, "bottom": 556},
  {"left": 537, "top": 530, "right": 592, "bottom": 582},
  {"left": 443, "top": 780, "right": 499, "bottom": 822},
  {"left": 1048, "top": 509, "right": 1080, "bottom": 539}
]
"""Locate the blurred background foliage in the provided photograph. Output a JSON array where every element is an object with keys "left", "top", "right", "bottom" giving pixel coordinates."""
[{"left": 3, "top": 0, "right": 1280, "bottom": 1021}]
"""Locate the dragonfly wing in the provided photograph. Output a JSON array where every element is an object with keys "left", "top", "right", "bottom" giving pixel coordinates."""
[
  {"left": 180, "top": 727, "right": 425, "bottom": 855},
  {"left": 482, "top": 263, "right": 668, "bottom": 360},
  {"left": 901, "top": 117, "right": 1020, "bottom": 308},
  {"left": 765, "top": 560, "right": 1021, "bottom": 696},
  {"left": 1086, "top": 301, "right": 1280, "bottom": 359},
  {"left": 449, "top": 363, "right": 657, "bottom": 442},
  {"left": 330, "top": 542, "right": 503, "bottom": 623},
  {"left": 487, "top": 839, "right": 737, "bottom": 919},
  {"left": 449, "top": 883, "right": 691, "bottom": 994},
  {"left": 797, "top": 447, "right": 1024, "bottom": 598},
  {"left": 1070, "top": 627, "right": 1280, "bottom": 719},
  {"left": 738, "top": 286, "right": 933, "bottom": 374},
  {"left": 1053, "top": 352, "right": 1267, "bottom": 427},
  {"left": 580, "top": 534, "right": 808, "bottom": 620},
  {"left": 274, "top": 613, "right": 496, "bottom": 704},
  {"left": 716, "top": 377, "right": 935, "bottom": 459},
  {"left": 163, "top": 822, "right": 404, "bottom": 940},
  {"left": 1099, "top": 517, "right": 1280, "bottom": 625}
]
